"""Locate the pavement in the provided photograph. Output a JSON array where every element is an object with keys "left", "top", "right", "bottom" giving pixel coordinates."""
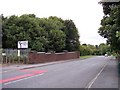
[
  {"left": 91, "top": 59, "right": 119, "bottom": 88},
  {"left": 1, "top": 58, "right": 82, "bottom": 72}
]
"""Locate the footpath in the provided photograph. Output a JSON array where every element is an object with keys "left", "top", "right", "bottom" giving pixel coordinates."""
[
  {"left": 1, "top": 59, "right": 79, "bottom": 72},
  {"left": 91, "top": 58, "right": 119, "bottom": 89}
]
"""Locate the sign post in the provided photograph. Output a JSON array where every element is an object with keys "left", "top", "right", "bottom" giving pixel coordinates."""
[{"left": 18, "top": 41, "right": 28, "bottom": 63}]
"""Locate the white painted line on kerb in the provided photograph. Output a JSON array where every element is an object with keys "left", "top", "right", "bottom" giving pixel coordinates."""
[
  {"left": 3, "top": 73, "right": 44, "bottom": 85},
  {"left": 85, "top": 60, "right": 109, "bottom": 90}
]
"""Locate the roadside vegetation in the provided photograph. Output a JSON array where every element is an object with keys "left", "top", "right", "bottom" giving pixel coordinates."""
[
  {"left": 98, "top": 1, "right": 120, "bottom": 74},
  {"left": 79, "top": 43, "right": 111, "bottom": 56},
  {"left": 2, "top": 14, "right": 111, "bottom": 61},
  {"left": 80, "top": 55, "right": 95, "bottom": 59},
  {"left": 2, "top": 15, "right": 80, "bottom": 52}
]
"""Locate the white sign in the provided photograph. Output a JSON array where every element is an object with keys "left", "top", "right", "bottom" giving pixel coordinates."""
[{"left": 18, "top": 41, "right": 28, "bottom": 48}]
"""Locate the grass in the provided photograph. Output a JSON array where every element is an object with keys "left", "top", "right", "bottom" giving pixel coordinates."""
[{"left": 80, "top": 55, "right": 95, "bottom": 59}]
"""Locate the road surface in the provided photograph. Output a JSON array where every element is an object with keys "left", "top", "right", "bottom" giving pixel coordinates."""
[{"left": 1, "top": 56, "right": 119, "bottom": 88}]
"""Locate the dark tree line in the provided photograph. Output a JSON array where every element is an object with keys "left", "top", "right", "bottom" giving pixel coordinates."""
[{"left": 2, "top": 14, "right": 80, "bottom": 52}]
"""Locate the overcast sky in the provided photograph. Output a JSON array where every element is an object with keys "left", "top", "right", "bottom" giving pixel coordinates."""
[{"left": 1, "top": 0, "right": 107, "bottom": 45}]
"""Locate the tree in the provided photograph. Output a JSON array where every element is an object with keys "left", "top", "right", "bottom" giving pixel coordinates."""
[
  {"left": 63, "top": 20, "right": 80, "bottom": 51},
  {"left": 79, "top": 44, "right": 95, "bottom": 56},
  {"left": 2, "top": 15, "right": 19, "bottom": 48},
  {"left": 2, "top": 14, "right": 80, "bottom": 52},
  {"left": 79, "top": 43, "right": 110, "bottom": 56},
  {"left": 2, "top": 14, "right": 47, "bottom": 50},
  {"left": 98, "top": 2, "right": 120, "bottom": 54},
  {"left": 99, "top": 43, "right": 110, "bottom": 55},
  {"left": 48, "top": 29, "right": 66, "bottom": 52}
]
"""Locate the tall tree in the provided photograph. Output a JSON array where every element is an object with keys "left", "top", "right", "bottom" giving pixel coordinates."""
[
  {"left": 2, "top": 14, "right": 80, "bottom": 52},
  {"left": 98, "top": 1, "right": 120, "bottom": 54},
  {"left": 63, "top": 20, "right": 80, "bottom": 51},
  {"left": 48, "top": 29, "right": 66, "bottom": 52}
]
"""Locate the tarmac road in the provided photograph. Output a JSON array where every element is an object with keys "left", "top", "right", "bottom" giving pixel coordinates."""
[{"left": 1, "top": 56, "right": 119, "bottom": 89}]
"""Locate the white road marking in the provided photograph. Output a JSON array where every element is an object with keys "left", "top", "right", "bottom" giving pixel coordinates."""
[
  {"left": 3, "top": 71, "right": 8, "bottom": 73},
  {"left": 1, "top": 70, "right": 14, "bottom": 74},
  {"left": 0, "top": 71, "right": 8, "bottom": 74},
  {"left": 1, "top": 69, "right": 23, "bottom": 74},
  {"left": 3, "top": 73, "right": 44, "bottom": 85},
  {"left": 85, "top": 60, "right": 109, "bottom": 89}
]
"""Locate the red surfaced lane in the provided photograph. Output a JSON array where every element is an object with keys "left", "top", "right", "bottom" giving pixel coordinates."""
[
  {"left": 20, "top": 70, "right": 47, "bottom": 74},
  {"left": 0, "top": 70, "right": 47, "bottom": 84},
  {"left": 0, "top": 74, "right": 34, "bottom": 83}
]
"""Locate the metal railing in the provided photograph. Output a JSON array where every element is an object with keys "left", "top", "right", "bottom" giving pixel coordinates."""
[{"left": 2, "top": 49, "right": 30, "bottom": 64}]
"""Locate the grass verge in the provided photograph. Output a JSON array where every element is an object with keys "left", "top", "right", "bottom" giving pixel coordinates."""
[{"left": 80, "top": 55, "right": 95, "bottom": 59}]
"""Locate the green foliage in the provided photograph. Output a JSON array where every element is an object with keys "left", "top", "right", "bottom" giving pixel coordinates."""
[
  {"left": 80, "top": 55, "right": 94, "bottom": 59},
  {"left": 79, "top": 45, "right": 88, "bottom": 56},
  {"left": 80, "top": 44, "right": 95, "bottom": 56},
  {"left": 48, "top": 30, "right": 66, "bottom": 52},
  {"left": 98, "top": 2, "right": 120, "bottom": 53},
  {"left": 99, "top": 43, "right": 110, "bottom": 55},
  {"left": 2, "top": 14, "right": 80, "bottom": 52},
  {"left": 63, "top": 20, "right": 80, "bottom": 51},
  {"left": 79, "top": 43, "right": 110, "bottom": 56}
]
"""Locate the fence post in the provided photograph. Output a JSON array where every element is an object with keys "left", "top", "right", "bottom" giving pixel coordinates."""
[
  {"left": 24, "top": 49, "right": 28, "bottom": 64},
  {"left": 18, "top": 49, "right": 20, "bottom": 64},
  {"left": 0, "top": 49, "right": 2, "bottom": 64},
  {"left": 26, "top": 49, "right": 29, "bottom": 64}
]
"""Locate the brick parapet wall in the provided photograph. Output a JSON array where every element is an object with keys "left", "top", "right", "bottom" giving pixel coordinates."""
[{"left": 28, "top": 51, "right": 80, "bottom": 64}]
